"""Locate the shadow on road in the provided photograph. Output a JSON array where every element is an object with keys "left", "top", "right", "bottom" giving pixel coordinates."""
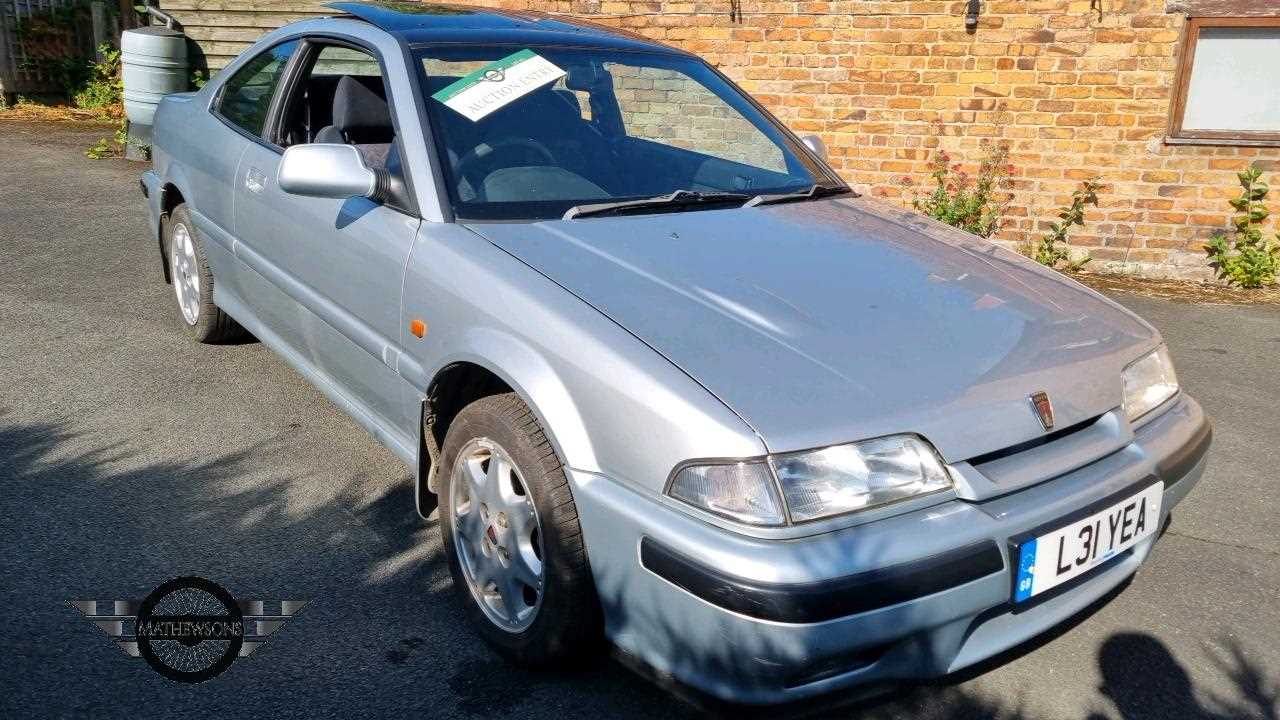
[
  {"left": 0, "top": 416, "right": 1274, "bottom": 720},
  {"left": 1086, "top": 633, "right": 1278, "bottom": 720}
]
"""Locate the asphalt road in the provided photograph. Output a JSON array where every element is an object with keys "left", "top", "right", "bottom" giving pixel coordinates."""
[{"left": 1, "top": 121, "right": 1277, "bottom": 720}]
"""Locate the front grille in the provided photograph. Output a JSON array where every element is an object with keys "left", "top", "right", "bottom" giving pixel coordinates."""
[
  {"left": 962, "top": 411, "right": 1129, "bottom": 493},
  {"left": 968, "top": 413, "right": 1105, "bottom": 469}
]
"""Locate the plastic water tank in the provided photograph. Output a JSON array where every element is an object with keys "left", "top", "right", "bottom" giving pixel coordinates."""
[{"left": 121, "top": 26, "right": 188, "bottom": 126}]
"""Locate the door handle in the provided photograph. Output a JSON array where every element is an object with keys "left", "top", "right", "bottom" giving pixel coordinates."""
[{"left": 245, "top": 166, "right": 266, "bottom": 194}]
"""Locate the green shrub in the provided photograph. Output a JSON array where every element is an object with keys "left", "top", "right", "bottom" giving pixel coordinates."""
[
  {"left": 1204, "top": 166, "right": 1279, "bottom": 288},
  {"left": 1031, "top": 178, "right": 1101, "bottom": 271},
  {"left": 85, "top": 117, "right": 151, "bottom": 161},
  {"left": 904, "top": 140, "right": 1013, "bottom": 239},
  {"left": 73, "top": 44, "right": 122, "bottom": 111}
]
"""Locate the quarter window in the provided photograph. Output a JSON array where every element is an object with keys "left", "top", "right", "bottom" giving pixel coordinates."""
[
  {"left": 1170, "top": 18, "right": 1280, "bottom": 145},
  {"left": 216, "top": 40, "right": 300, "bottom": 137}
]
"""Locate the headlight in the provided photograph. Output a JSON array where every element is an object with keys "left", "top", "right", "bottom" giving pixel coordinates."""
[
  {"left": 771, "top": 435, "right": 951, "bottom": 522},
  {"left": 667, "top": 434, "right": 952, "bottom": 526},
  {"left": 1122, "top": 345, "right": 1179, "bottom": 422},
  {"left": 667, "top": 460, "right": 786, "bottom": 526}
]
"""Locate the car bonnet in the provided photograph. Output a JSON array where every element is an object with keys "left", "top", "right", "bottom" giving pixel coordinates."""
[{"left": 463, "top": 196, "right": 1157, "bottom": 463}]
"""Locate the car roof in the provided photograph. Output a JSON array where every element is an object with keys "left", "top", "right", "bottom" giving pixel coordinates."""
[{"left": 324, "top": 1, "right": 689, "bottom": 54}]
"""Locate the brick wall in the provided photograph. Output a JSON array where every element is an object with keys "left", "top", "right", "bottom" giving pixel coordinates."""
[{"left": 165, "top": 0, "right": 1280, "bottom": 280}]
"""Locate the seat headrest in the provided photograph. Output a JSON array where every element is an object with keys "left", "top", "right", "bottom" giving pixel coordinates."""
[{"left": 332, "top": 75, "right": 393, "bottom": 140}]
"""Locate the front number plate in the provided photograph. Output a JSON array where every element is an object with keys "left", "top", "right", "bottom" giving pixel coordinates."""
[{"left": 1014, "top": 483, "right": 1163, "bottom": 602}]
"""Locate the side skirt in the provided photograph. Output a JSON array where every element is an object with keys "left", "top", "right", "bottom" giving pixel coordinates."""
[{"left": 213, "top": 286, "right": 419, "bottom": 469}]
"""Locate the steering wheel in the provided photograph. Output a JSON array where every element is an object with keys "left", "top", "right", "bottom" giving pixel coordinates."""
[{"left": 455, "top": 137, "right": 556, "bottom": 199}]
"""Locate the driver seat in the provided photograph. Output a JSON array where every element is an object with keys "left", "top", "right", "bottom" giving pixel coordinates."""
[{"left": 314, "top": 75, "right": 396, "bottom": 169}]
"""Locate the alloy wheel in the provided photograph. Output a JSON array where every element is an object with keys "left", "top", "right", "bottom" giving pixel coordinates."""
[
  {"left": 449, "top": 437, "right": 545, "bottom": 632},
  {"left": 170, "top": 222, "right": 200, "bottom": 326}
]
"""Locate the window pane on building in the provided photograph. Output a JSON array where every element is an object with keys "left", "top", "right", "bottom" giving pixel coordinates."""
[{"left": 1182, "top": 26, "right": 1280, "bottom": 133}]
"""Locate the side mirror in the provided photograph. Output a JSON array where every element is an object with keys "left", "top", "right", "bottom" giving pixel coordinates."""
[
  {"left": 277, "top": 144, "right": 384, "bottom": 200},
  {"left": 801, "top": 134, "right": 828, "bottom": 163}
]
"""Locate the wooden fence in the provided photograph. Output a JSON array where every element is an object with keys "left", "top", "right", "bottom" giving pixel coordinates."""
[{"left": 0, "top": 0, "right": 97, "bottom": 96}]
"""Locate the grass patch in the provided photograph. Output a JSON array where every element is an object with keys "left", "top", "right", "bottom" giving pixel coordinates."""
[{"left": 0, "top": 96, "right": 119, "bottom": 124}]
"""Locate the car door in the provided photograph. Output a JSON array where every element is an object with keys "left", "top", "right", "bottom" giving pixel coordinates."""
[
  {"left": 232, "top": 39, "right": 422, "bottom": 445},
  {"left": 200, "top": 39, "right": 301, "bottom": 303}
]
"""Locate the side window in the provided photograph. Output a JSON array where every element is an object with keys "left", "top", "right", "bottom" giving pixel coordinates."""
[
  {"left": 216, "top": 40, "right": 300, "bottom": 137},
  {"left": 278, "top": 44, "right": 393, "bottom": 155},
  {"left": 606, "top": 62, "right": 787, "bottom": 173}
]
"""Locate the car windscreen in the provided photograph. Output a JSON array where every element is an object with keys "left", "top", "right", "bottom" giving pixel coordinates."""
[{"left": 415, "top": 45, "right": 830, "bottom": 221}]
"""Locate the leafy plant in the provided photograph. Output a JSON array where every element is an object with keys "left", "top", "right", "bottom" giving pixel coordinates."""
[
  {"left": 72, "top": 46, "right": 127, "bottom": 158},
  {"left": 84, "top": 136, "right": 114, "bottom": 159},
  {"left": 73, "top": 44, "right": 123, "bottom": 112},
  {"left": 1032, "top": 178, "right": 1101, "bottom": 271},
  {"left": 1204, "top": 165, "right": 1279, "bottom": 288},
  {"left": 85, "top": 118, "right": 150, "bottom": 161},
  {"left": 190, "top": 70, "right": 208, "bottom": 90},
  {"left": 904, "top": 140, "right": 1013, "bottom": 238}
]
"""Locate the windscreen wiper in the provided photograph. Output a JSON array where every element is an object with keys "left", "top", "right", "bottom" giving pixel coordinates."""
[
  {"left": 563, "top": 190, "right": 752, "bottom": 220},
  {"left": 743, "top": 184, "right": 855, "bottom": 208}
]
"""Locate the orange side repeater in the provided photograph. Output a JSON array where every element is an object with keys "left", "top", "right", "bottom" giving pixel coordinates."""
[{"left": 409, "top": 319, "right": 427, "bottom": 338}]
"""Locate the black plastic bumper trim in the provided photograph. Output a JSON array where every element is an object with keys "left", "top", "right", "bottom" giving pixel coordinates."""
[
  {"left": 1156, "top": 418, "right": 1212, "bottom": 487},
  {"left": 639, "top": 537, "right": 1005, "bottom": 624}
]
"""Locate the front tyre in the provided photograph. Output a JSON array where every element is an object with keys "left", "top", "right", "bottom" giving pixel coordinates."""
[
  {"left": 164, "top": 204, "right": 244, "bottom": 343},
  {"left": 439, "top": 393, "right": 601, "bottom": 663}
]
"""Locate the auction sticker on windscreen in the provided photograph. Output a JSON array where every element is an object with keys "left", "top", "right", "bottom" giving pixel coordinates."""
[{"left": 431, "top": 49, "right": 567, "bottom": 121}]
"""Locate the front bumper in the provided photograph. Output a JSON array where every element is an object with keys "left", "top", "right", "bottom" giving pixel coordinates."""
[{"left": 570, "top": 395, "right": 1210, "bottom": 705}]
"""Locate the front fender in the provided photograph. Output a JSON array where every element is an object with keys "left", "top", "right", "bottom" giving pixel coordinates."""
[
  {"left": 424, "top": 335, "right": 597, "bottom": 492},
  {"left": 403, "top": 223, "right": 765, "bottom": 501}
]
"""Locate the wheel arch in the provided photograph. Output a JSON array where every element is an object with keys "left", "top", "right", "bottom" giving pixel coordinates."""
[
  {"left": 156, "top": 171, "right": 195, "bottom": 284},
  {"left": 416, "top": 339, "right": 599, "bottom": 519}
]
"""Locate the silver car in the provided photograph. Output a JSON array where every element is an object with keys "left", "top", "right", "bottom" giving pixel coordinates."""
[{"left": 139, "top": 1, "right": 1212, "bottom": 705}]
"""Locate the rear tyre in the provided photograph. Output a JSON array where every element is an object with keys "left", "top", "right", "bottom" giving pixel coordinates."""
[
  {"left": 438, "top": 393, "right": 602, "bottom": 664},
  {"left": 164, "top": 204, "right": 244, "bottom": 343}
]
